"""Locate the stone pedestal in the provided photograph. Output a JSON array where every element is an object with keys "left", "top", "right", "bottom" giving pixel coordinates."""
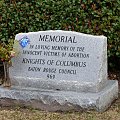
[{"left": 0, "top": 80, "right": 118, "bottom": 112}]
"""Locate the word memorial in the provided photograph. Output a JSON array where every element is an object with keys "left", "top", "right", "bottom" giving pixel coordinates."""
[{"left": 0, "top": 30, "right": 118, "bottom": 112}]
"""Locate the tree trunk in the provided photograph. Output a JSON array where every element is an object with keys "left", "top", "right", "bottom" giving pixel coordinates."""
[{"left": 3, "top": 61, "right": 11, "bottom": 87}]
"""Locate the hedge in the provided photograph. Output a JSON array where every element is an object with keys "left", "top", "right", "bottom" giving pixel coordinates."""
[{"left": 0, "top": 0, "right": 120, "bottom": 69}]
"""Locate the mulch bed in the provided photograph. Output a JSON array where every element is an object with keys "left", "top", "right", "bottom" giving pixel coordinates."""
[{"left": 108, "top": 69, "right": 120, "bottom": 87}]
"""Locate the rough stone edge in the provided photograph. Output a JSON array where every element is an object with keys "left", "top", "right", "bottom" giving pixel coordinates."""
[
  {"left": 97, "top": 80, "right": 118, "bottom": 112},
  {"left": 15, "top": 30, "right": 107, "bottom": 39},
  {"left": 0, "top": 80, "right": 118, "bottom": 112}
]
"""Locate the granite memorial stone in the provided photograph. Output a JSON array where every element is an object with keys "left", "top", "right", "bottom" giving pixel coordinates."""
[{"left": 0, "top": 30, "right": 118, "bottom": 112}]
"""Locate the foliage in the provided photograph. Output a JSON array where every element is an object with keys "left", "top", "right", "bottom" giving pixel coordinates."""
[
  {"left": 0, "top": 0, "right": 120, "bottom": 68},
  {"left": 0, "top": 39, "right": 15, "bottom": 64}
]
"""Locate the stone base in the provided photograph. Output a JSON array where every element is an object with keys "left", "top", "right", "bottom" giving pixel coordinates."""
[{"left": 0, "top": 80, "right": 118, "bottom": 112}]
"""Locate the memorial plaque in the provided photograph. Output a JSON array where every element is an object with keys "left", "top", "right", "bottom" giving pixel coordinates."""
[
  {"left": 10, "top": 30, "right": 107, "bottom": 92},
  {"left": 0, "top": 30, "right": 118, "bottom": 112}
]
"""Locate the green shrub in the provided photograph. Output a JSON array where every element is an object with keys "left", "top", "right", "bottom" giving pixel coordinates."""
[
  {"left": 0, "top": 0, "right": 120, "bottom": 69},
  {"left": 0, "top": 39, "right": 15, "bottom": 63}
]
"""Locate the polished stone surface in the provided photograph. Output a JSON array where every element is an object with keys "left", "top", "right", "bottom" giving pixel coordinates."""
[{"left": 10, "top": 30, "right": 107, "bottom": 92}]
